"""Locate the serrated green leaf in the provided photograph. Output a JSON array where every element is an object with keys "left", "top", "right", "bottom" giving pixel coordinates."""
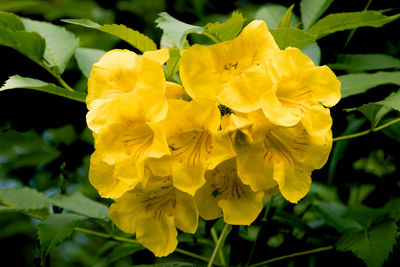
[
  {"left": 336, "top": 220, "right": 398, "bottom": 267},
  {"left": 0, "top": 187, "right": 49, "bottom": 218},
  {"left": 74, "top": 48, "right": 106, "bottom": 78},
  {"left": 339, "top": 71, "right": 400, "bottom": 98},
  {"left": 166, "top": 46, "right": 181, "bottom": 80},
  {"left": 270, "top": 28, "right": 317, "bottom": 49},
  {"left": 0, "top": 27, "right": 45, "bottom": 63},
  {"left": 329, "top": 54, "right": 400, "bottom": 73},
  {"left": 49, "top": 192, "right": 109, "bottom": 221},
  {"left": 156, "top": 12, "right": 203, "bottom": 50},
  {"left": 302, "top": 43, "right": 321, "bottom": 65},
  {"left": 278, "top": 4, "right": 294, "bottom": 29},
  {"left": 38, "top": 213, "right": 86, "bottom": 260},
  {"left": 21, "top": 17, "right": 79, "bottom": 74},
  {"left": 202, "top": 11, "right": 245, "bottom": 42},
  {"left": 0, "top": 11, "right": 24, "bottom": 31},
  {"left": 1, "top": 75, "right": 86, "bottom": 102},
  {"left": 312, "top": 202, "right": 363, "bottom": 232},
  {"left": 309, "top": 11, "right": 400, "bottom": 38},
  {"left": 63, "top": 18, "right": 157, "bottom": 52},
  {"left": 300, "top": 0, "right": 334, "bottom": 30}
]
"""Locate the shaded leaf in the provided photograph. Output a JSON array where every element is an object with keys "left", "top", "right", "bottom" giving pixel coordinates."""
[
  {"left": 245, "top": 3, "right": 299, "bottom": 29},
  {"left": 203, "top": 11, "right": 245, "bottom": 42},
  {"left": 353, "top": 150, "right": 396, "bottom": 178},
  {"left": 278, "top": 4, "right": 294, "bottom": 29},
  {"left": 74, "top": 48, "right": 106, "bottom": 78},
  {"left": 49, "top": 192, "right": 109, "bottom": 221},
  {"left": 300, "top": 0, "right": 334, "bottom": 30},
  {"left": 0, "top": 187, "right": 49, "bottom": 218},
  {"left": 339, "top": 71, "right": 400, "bottom": 98},
  {"left": 302, "top": 43, "right": 321, "bottom": 65},
  {"left": 22, "top": 17, "right": 79, "bottom": 74},
  {"left": 155, "top": 12, "right": 203, "bottom": 49},
  {"left": 270, "top": 28, "right": 317, "bottom": 50},
  {"left": 1, "top": 75, "right": 86, "bottom": 102},
  {"left": 63, "top": 18, "right": 157, "bottom": 52},
  {"left": 43, "top": 124, "right": 77, "bottom": 146},
  {"left": 336, "top": 220, "right": 398, "bottom": 267},
  {"left": 102, "top": 243, "right": 144, "bottom": 266},
  {"left": 330, "top": 54, "right": 400, "bottom": 73},
  {"left": 308, "top": 11, "right": 400, "bottom": 38},
  {"left": 166, "top": 46, "right": 181, "bottom": 80},
  {"left": 0, "top": 11, "right": 24, "bottom": 31},
  {"left": 382, "top": 118, "right": 400, "bottom": 142},
  {"left": 38, "top": 213, "right": 86, "bottom": 260}
]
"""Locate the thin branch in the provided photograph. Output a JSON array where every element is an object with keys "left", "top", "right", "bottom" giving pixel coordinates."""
[
  {"left": 248, "top": 246, "right": 334, "bottom": 267},
  {"left": 208, "top": 223, "right": 232, "bottom": 267}
]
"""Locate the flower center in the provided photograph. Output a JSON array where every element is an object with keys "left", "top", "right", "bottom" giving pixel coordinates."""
[
  {"left": 122, "top": 122, "right": 154, "bottom": 159},
  {"left": 211, "top": 167, "right": 246, "bottom": 199}
]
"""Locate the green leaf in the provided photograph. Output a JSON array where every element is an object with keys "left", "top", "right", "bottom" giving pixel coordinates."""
[
  {"left": 300, "top": 0, "right": 334, "bottom": 30},
  {"left": 336, "top": 220, "right": 398, "bottom": 267},
  {"left": 38, "top": 213, "right": 86, "bottom": 260},
  {"left": 302, "top": 43, "right": 321, "bottom": 65},
  {"left": 49, "top": 192, "right": 109, "bottom": 221},
  {"left": 312, "top": 202, "right": 363, "bottom": 232},
  {"left": 1, "top": 75, "right": 86, "bottom": 102},
  {"left": 329, "top": 54, "right": 400, "bottom": 73},
  {"left": 135, "top": 263, "right": 196, "bottom": 267},
  {"left": 0, "top": 11, "right": 24, "bottom": 31},
  {"left": 166, "top": 46, "right": 181, "bottom": 80},
  {"left": 278, "top": 4, "right": 294, "bottom": 29},
  {"left": 155, "top": 12, "right": 203, "bottom": 49},
  {"left": 353, "top": 150, "right": 396, "bottom": 178},
  {"left": 339, "top": 71, "right": 400, "bottom": 98},
  {"left": 328, "top": 118, "right": 366, "bottom": 184},
  {"left": 74, "top": 48, "right": 106, "bottom": 78},
  {"left": 0, "top": 27, "right": 45, "bottom": 63},
  {"left": 270, "top": 28, "right": 317, "bottom": 50},
  {"left": 382, "top": 118, "right": 400, "bottom": 142},
  {"left": 21, "top": 18, "right": 79, "bottom": 74},
  {"left": 63, "top": 18, "right": 157, "bottom": 52},
  {"left": 377, "top": 89, "right": 400, "bottom": 111},
  {"left": 203, "top": 11, "right": 245, "bottom": 42},
  {"left": 102, "top": 243, "right": 144, "bottom": 266},
  {"left": 308, "top": 11, "right": 400, "bottom": 38},
  {"left": 43, "top": 124, "right": 77, "bottom": 146},
  {"left": 246, "top": 3, "right": 299, "bottom": 29},
  {"left": 0, "top": 187, "right": 49, "bottom": 218}
]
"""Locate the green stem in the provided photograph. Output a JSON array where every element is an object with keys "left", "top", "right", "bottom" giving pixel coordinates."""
[
  {"left": 248, "top": 246, "right": 333, "bottom": 267},
  {"left": 208, "top": 223, "right": 232, "bottom": 267},
  {"left": 37, "top": 61, "right": 75, "bottom": 92},
  {"left": 332, "top": 117, "right": 400, "bottom": 142},
  {"left": 211, "top": 227, "right": 226, "bottom": 266},
  {"left": 175, "top": 248, "right": 220, "bottom": 265}
]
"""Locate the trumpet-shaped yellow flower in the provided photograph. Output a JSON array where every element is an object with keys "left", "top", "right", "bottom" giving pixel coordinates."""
[
  {"left": 109, "top": 174, "right": 198, "bottom": 257},
  {"left": 229, "top": 110, "right": 332, "bottom": 203},
  {"left": 261, "top": 47, "right": 341, "bottom": 128},
  {"left": 195, "top": 158, "right": 267, "bottom": 225},
  {"left": 179, "top": 20, "right": 279, "bottom": 112},
  {"left": 162, "top": 99, "right": 236, "bottom": 195}
]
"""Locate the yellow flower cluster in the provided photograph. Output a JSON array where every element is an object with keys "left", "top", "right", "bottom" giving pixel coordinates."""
[{"left": 87, "top": 20, "right": 341, "bottom": 256}]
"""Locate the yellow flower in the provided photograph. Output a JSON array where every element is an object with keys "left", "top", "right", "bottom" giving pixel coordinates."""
[
  {"left": 261, "top": 47, "right": 341, "bottom": 128},
  {"left": 195, "top": 158, "right": 277, "bottom": 225},
  {"left": 227, "top": 110, "right": 332, "bottom": 203},
  {"left": 162, "top": 99, "right": 236, "bottom": 195},
  {"left": 109, "top": 174, "right": 198, "bottom": 257},
  {"left": 179, "top": 20, "right": 279, "bottom": 112}
]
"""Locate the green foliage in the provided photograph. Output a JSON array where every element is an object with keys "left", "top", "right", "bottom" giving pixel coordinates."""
[
  {"left": 74, "top": 48, "right": 106, "bottom": 78},
  {"left": 329, "top": 54, "right": 400, "bottom": 73},
  {"left": 0, "top": 187, "right": 50, "bottom": 219},
  {"left": 0, "top": 11, "right": 45, "bottom": 63},
  {"left": 63, "top": 19, "right": 157, "bottom": 52},
  {"left": 353, "top": 150, "right": 396, "bottom": 177},
  {"left": 336, "top": 220, "right": 398, "bottom": 267},
  {"left": 300, "top": 0, "right": 333, "bottom": 30},
  {"left": 278, "top": 4, "right": 294, "bottom": 29},
  {"left": 166, "top": 46, "right": 181, "bottom": 80},
  {"left": 37, "top": 213, "right": 87, "bottom": 260},
  {"left": 308, "top": 11, "right": 400, "bottom": 38},
  {"left": 21, "top": 17, "right": 79, "bottom": 74},
  {"left": 301, "top": 44, "right": 321, "bottom": 65},
  {"left": 270, "top": 28, "right": 317, "bottom": 50},
  {"left": 243, "top": 3, "right": 299, "bottom": 29},
  {"left": 97, "top": 243, "right": 144, "bottom": 266},
  {"left": 0, "top": 75, "right": 87, "bottom": 102},
  {"left": 339, "top": 71, "right": 400, "bottom": 98},
  {"left": 49, "top": 192, "right": 109, "bottom": 221},
  {"left": 156, "top": 12, "right": 203, "bottom": 49},
  {"left": 203, "top": 11, "right": 245, "bottom": 42}
]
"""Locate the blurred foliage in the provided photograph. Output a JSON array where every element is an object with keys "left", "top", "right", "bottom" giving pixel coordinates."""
[{"left": 0, "top": 0, "right": 400, "bottom": 266}]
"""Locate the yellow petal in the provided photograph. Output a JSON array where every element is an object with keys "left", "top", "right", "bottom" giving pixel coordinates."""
[
  {"left": 207, "top": 131, "right": 236, "bottom": 170},
  {"left": 194, "top": 179, "right": 223, "bottom": 221},
  {"left": 173, "top": 190, "right": 199, "bottom": 233},
  {"left": 165, "top": 81, "right": 189, "bottom": 99},
  {"left": 171, "top": 160, "right": 206, "bottom": 195},
  {"left": 143, "top": 47, "right": 169, "bottom": 65}
]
